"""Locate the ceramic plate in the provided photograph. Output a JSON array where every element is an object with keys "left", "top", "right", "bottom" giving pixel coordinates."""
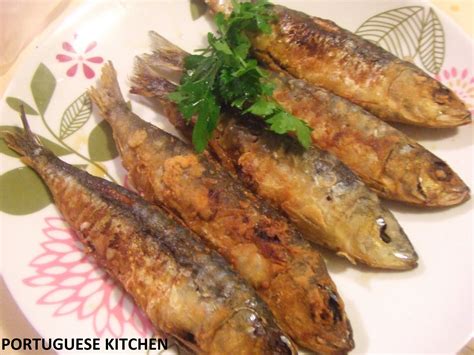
[{"left": 1, "top": 0, "right": 472, "bottom": 353}]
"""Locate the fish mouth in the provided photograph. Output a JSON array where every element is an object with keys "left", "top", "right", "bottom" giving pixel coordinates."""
[
  {"left": 369, "top": 241, "right": 419, "bottom": 271},
  {"left": 319, "top": 322, "right": 355, "bottom": 354},
  {"left": 435, "top": 109, "right": 472, "bottom": 127},
  {"left": 388, "top": 249, "right": 419, "bottom": 270},
  {"left": 428, "top": 184, "right": 471, "bottom": 207},
  {"left": 368, "top": 251, "right": 418, "bottom": 271},
  {"left": 351, "top": 237, "right": 419, "bottom": 271}
]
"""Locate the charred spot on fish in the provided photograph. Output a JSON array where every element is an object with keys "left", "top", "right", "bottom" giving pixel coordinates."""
[
  {"left": 180, "top": 331, "right": 196, "bottom": 344},
  {"left": 319, "top": 309, "right": 330, "bottom": 321},
  {"left": 376, "top": 217, "right": 391, "bottom": 243},
  {"left": 326, "top": 195, "right": 333, "bottom": 201},
  {"left": 254, "top": 226, "right": 281, "bottom": 243},
  {"left": 208, "top": 188, "right": 220, "bottom": 202},
  {"left": 108, "top": 233, "right": 121, "bottom": 249}
]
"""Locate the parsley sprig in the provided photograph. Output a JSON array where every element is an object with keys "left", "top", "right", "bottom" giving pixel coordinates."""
[{"left": 169, "top": 0, "right": 312, "bottom": 152}]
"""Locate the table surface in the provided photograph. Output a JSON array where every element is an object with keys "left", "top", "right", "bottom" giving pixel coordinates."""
[{"left": 0, "top": 1, "right": 473, "bottom": 354}]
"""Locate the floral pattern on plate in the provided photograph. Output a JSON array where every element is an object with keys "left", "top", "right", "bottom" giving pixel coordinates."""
[{"left": 23, "top": 216, "right": 154, "bottom": 337}]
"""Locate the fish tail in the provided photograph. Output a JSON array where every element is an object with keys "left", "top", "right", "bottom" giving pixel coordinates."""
[
  {"left": 1, "top": 107, "right": 45, "bottom": 162},
  {"left": 130, "top": 56, "right": 178, "bottom": 98},
  {"left": 148, "top": 31, "right": 187, "bottom": 57},
  {"left": 144, "top": 31, "right": 187, "bottom": 76},
  {"left": 88, "top": 61, "right": 127, "bottom": 118}
]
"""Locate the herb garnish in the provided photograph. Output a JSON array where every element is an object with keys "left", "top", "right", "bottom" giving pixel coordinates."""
[{"left": 168, "top": 0, "right": 312, "bottom": 152}]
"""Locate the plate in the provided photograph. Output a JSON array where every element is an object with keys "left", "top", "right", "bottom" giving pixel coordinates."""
[{"left": 1, "top": 0, "right": 472, "bottom": 353}]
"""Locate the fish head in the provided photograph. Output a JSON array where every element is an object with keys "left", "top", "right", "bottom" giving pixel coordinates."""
[
  {"left": 432, "top": 84, "right": 472, "bottom": 127},
  {"left": 347, "top": 199, "right": 418, "bottom": 270},
  {"left": 389, "top": 68, "right": 471, "bottom": 127},
  {"left": 382, "top": 143, "right": 470, "bottom": 206},
  {"left": 415, "top": 157, "right": 470, "bottom": 207}
]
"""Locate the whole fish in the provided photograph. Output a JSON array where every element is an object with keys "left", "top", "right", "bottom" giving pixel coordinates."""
[
  {"left": 146, "top": 31, "right": 469, "bottom": 207},
  {"left": 2, "top": 111, "right": 296, "bottom": 355},
  {"left": 206, "top": 0, "right": 472, "bottom": 128},
  {"left": 131, "top": 45, "right": 418, "bottom": 271},
  {"left": 89, "top": 62, "right": 354, "bottom": 354},
  {"left": 270, "top": 73, "right": 470, "bottom": 207}
]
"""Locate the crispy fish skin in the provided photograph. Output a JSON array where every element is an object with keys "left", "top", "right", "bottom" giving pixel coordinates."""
[
  {"left": 146, "top": 31, "right": 469, "bottom": 207},
  {"left": 3, "top": 118, "right": 295, "bottom": 355},
  {"left": 89, "top": 62, "right": 354, "bottom": 354},
  {"left": 206, "top": 0, "right": 471, "bottom": 128},
  {"left": 130, "top": 50, "right": 418, "bottom": 271},
  {"left": 270, "top": 73, "right": 470, "bottom": 207}
]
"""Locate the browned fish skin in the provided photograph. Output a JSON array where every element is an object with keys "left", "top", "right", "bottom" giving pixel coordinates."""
[
  {"left": 3, "top": 116, "right": 296, "bottom": 355},
  {"left": 89, "top": 62, "right": 354, "bottom": 353},
  {"left": 270, "top": 73, "right": 470, "bottom": 207},
  {"left": 206, "top": 0, "right": 471, "bottom": 128}
]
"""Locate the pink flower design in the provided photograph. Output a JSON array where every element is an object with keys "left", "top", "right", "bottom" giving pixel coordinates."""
[
  {"left": 56, "top": 34, "right": 104, "bottom": 79},
  {"left": 24, "top": 217, "right": 154, "bottom": 337},
  {"left": 436, "top": 67, "right": 474, "bottom": 113}
]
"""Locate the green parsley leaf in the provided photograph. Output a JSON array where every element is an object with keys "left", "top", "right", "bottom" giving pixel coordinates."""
[
  {"left": 169, "top": 0, "right": 312, "bottom": 152},
  {"left": 266, "top": 110, "right": 312, "bottom": 148},
  {"left": 245, "top": 98, "right": 278, "bottom": 116}
]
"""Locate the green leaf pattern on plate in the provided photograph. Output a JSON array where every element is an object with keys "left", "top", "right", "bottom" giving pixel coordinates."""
[
  {"left": 88, "top": 120, "right": 119, "bottom": 162},
  {"left": 59, "top": 92, "right": 92, "bottom": 139},
  {"left": 0, "top": 167, "right": 53, "bottom": 215},
  {"left": 6, "top": 97, "right": 39, "bottom": 115},
  {"left": 1, "top": 63, "right": 119, "bottom": 215},
  {"left": 31, "top": 63, "right": 57, "bottom": 115},
  {"left": 419, "top": 8, "right": 445, "bottom": 74},
  {"left": 356, "top": 6, "right": 445, "bottom": 74}
]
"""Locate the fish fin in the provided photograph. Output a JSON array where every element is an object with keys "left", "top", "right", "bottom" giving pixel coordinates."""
[
  {"left": 88, "top": 61, "right": 127, "bottom": 117},
  {"left": 1, "top": 106, "right": 44, "bottom": 160},
  {"left": 148, "top": 31, "right": 187, "bottom": 57},
  {"left": 130, "top": 56, "right": 177, "bottom": 98},
  {"left": 146, "top": 31, "right": 187, "bottom": 78}
]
